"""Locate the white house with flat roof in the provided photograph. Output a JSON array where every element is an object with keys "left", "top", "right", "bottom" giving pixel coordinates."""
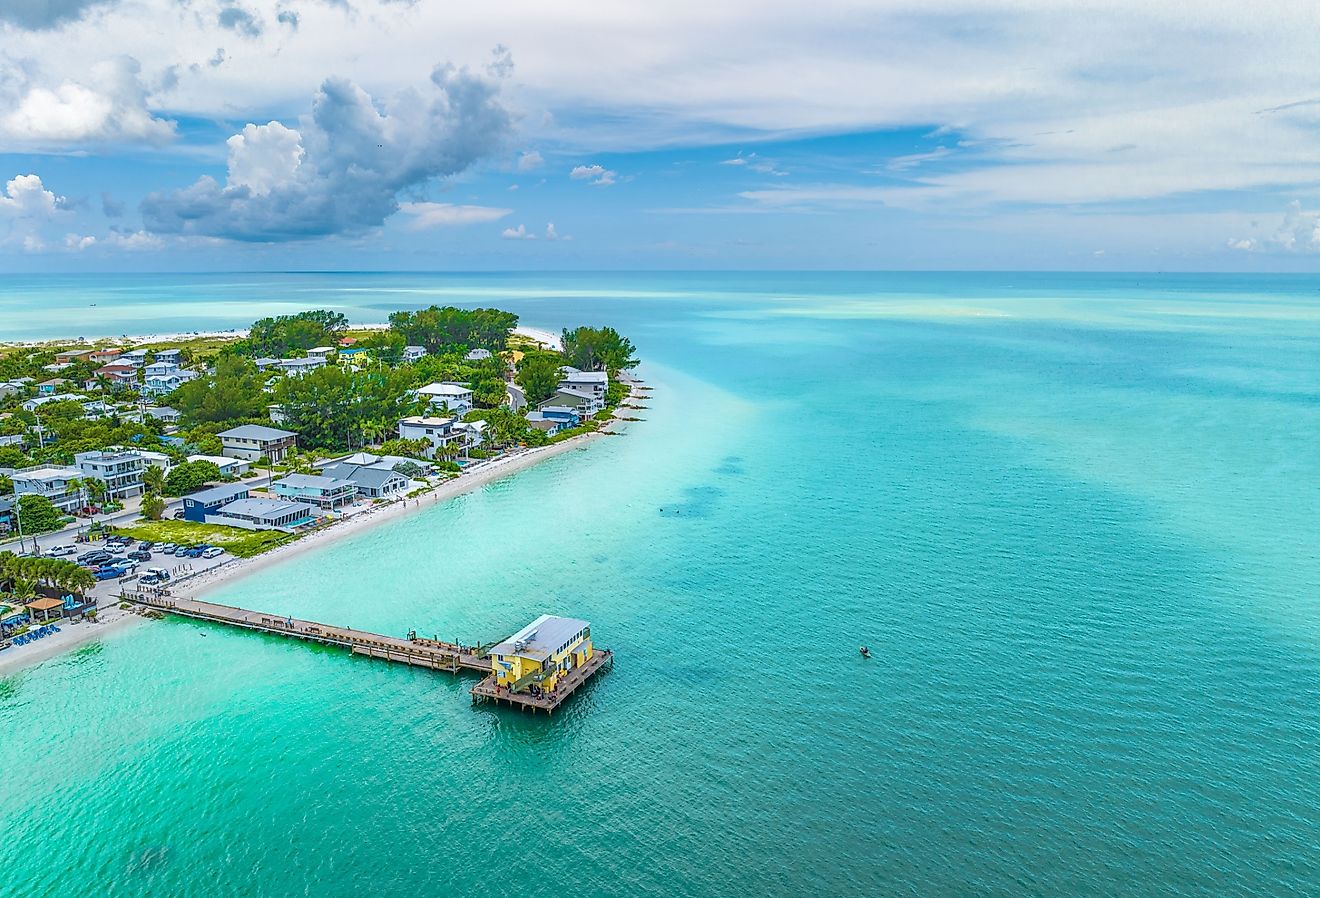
[
  {"left": 403, "top": 345, "right": 427, "bottom": 362},
  {"left": 10, "top": 464, "right": 84, "bottom": 512},
  {"left": 74, "top": 449, "right": 146, "bottom": 499},
  {"left": 465, "top": 348, "right": 492, "bottom": 361},
  {"left": 272, "top": 473, "right": 357, "bottom": 509},
  {"left": 397, "top": 415, "right": 460, "bottom": 458},
  {"left": 306, "top": 347, "right": 337, "bottom": 360}
]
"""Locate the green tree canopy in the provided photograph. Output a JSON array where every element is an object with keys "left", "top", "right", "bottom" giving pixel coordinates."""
[
  {"left": 274, "top": 365, "right": 419, "bottom": 451},
  {"left": 172, "top": 355, "right": 270, "bottom": 425},
  {"left": 561, "top": 326, "right": 639, "bottom": 373},
  {"left": 236, "top": 310, "right": 348, "bottom": 359},
  {"left": 515, "top": 350, "right": 564, "bottom": 406},
  {"left": 387, "top": 306, "right": 517, "bottom": 355},
  {"left": 15, "top": 494, "right": 63, "bottom": 535},
  {"left": 163, "top": 460, "right": 223, "bottom": 497}
]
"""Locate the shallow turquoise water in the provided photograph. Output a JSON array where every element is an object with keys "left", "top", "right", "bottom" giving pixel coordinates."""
[{"left": 3, "top": 273, "right": 1320, "bottom": 896}]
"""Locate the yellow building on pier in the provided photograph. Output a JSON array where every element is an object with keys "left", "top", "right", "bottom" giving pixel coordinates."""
[{"left": 489, "top": 615, "right": 593, "bottom": 693}]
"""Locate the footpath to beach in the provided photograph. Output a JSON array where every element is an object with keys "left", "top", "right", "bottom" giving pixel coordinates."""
[{"left": 0, "top": 403, "right": 634, "bottom": 678}]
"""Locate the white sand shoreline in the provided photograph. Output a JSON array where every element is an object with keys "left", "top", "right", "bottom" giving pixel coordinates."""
[
  {"left": 0, "top": 324, "right": 560, "bottom": 350},
  {"left": 0, "top": 411, "right": 630, "bottom": 678}
]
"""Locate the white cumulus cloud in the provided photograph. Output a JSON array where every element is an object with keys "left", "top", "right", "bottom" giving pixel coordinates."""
[
  {"left": 570, "top": 164, "right": 616, "bottom": 186},
  {"left": 501, "top": 223, "right": 535, "bottom": 240},
  {"left": 0, "top": 56, "right": 174, "bottom": 147}
]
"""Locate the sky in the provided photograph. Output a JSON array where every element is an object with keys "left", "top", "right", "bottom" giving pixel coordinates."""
[{"left": 4, "top": 0, "right": 1320, "bottom": 271}]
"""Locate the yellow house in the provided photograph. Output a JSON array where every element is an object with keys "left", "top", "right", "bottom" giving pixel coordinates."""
[{"left": 489, "top": 615, "right": 593, "bottom": 693}]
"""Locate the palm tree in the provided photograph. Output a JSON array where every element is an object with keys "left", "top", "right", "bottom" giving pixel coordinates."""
[{"left": 143, "top": 464, "right": 165, "bottom": 495}]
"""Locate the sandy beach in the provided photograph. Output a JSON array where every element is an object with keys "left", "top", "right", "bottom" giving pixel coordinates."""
[
  {"left": 0, "top": 416, "right": 622, "bottom": 678},
  {"left": 0, "top": 324, "right": 560, "bottom": 350}
]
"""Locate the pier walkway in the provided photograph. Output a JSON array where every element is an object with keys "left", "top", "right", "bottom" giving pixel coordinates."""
[
  {"left": 125, "top": 590, "right": 612, "bottom": 713},
  {"left": 127, "top": 591, "right": 487, "bottom": 672}
]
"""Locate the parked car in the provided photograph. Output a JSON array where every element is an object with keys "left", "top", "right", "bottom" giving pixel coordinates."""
[
  {"left": 93, "top": 567, "right": 119, "bottom": 581},
  {"left": 157, "top": 543, "right": 177, "bottom": 554},
  {"left": 171, "top": 509, "right": 185, "bottom": 519},
  {"left": 145, "top": 568, "right": 171, "bottom": 582},
  {"left": 46, "top": 545, "right": 76, "bottom": 557},
  {"left": 181, "top": 546, "right": 206, "bottom": 558},
  {"left": 107, "top": 543, "right": 128, "bottom": 554},
  {"left": 201, "top": 547, "right": 224, "bottom": 559},
  {"left": 77, "top": 551, "right": 112, "bottom": 565},
  {"left": 138, "top": 574, "right": 161, "bottom": 586},
  {"left": 127, "top": 550, "right": 151, "bottom": 562},
  {"left": 138, "top": 541, "right": 155, "bottom": 551}
]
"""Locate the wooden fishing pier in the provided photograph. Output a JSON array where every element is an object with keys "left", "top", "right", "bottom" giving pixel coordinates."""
[{"left": 125, "top": 590, "right": 610, "bottom": 713}]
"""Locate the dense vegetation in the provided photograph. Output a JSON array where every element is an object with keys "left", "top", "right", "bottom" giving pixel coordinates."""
[
  {"left": 387, "top": 306, "right": 518, "bottom": 355},
  {"left": 1, "top": 550, "right": 96, "bottom": 597},
  {"left": 561, "top": 326, "right": 639, "bottom": 373},
  {"left": 234, "top": 310, "right": 349, "bottom": 359}
]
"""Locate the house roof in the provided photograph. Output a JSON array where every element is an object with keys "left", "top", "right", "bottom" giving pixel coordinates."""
[
  {"left": 488, "top": 614, "right": 591, "bottom": 662},
  {"left": 399, "top": 415, "right": 455, "bottom": 427},
  {"left": 214, "top": 497, "right": 317, "bottom": 521},
  {"left": 186, "top": 483, "right": 250, "bottom": 505},
  {"left": 320, "top": 463, "right": 406, "bottom": 490},
  {"left": 562, "top": 371, "right": 608, "bottom": 385},
  {"left": 219, "top": 424, "right": 296, "bottom": 441},
  {"left": 274, "top": 473, "right": 354, "bottom": 490},
  {"left": 418, "top": 382, "right": 473, "bottom": 396},
  {"left": 27, "top": 598, "right": 65, "bottom": 611}
]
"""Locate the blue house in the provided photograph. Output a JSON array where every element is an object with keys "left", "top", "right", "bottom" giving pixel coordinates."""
[{"left": 182, "top": 483, "right": 250, "bottom": 522}]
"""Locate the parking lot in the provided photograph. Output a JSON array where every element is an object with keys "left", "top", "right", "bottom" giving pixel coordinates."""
[{"left": 40, "top": 540, "right": 235, "bottom": 608}]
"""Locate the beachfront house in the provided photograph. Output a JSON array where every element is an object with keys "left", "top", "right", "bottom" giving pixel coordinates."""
[
  {"left": 272, "top": 473, "right": 357, "bottom": 509},
  {"left": 117, "top": 349, "right": 148, "bottom": 366},
  {"left": 206, "top": 497, "right": 319, "bottom": 531},
  {"left": 403, "top": 345, "right": 427, "bottom": 363},
  {"left": 416, "top": 382, "right": 473, "bottom": 414},
  {"left": 319, "top": 462, "right": 408, "bottom": 499},
  {"left": 218, "top": 424, "right": 297, "bottom": 463},
  {"left": 526, "top": 406, "right": 581, "bottom": 435},
  {"left": 488, "top": 615, "right": 594, "bottom": 693},
  {"left": 452, "top": 420, "right": 487, "bottom": 451},
  {"left": 465, "top": 348, "right": 492, "bottom": 361},
  {"left": 153, "top": 349, "right": 183, "bottom": 365},
  {"left": 188, "top": 454, "right": 250, "bottom": 478},
  {"left": 89, "top": 348, "right": 123, "bottom": 365},
  {"left": 558, "top": 368, "right": 609, "bottom": 399},
  {"left": 182, "top": 483, "right": 250, "bottom": 522},
  {"left": 539, "top": 386, "right": 602, "bottom": 417},
  {"left": 9, "top": 464, "right": 84, "bottom": 512},
  {"left": 253, "top": 357, "right": 281, "bottom": 371},
  {"left": 306, "top": 347, "right": 337, "bottom": 361},
  {"left": 397, "top": 415, "right": 460, "bottom": 459},
  {"left": 54, "top": 349, "right": 93, "bottom": 365},
  {"left": 74, "top": 449, "right": 146, "bottom": 499}
]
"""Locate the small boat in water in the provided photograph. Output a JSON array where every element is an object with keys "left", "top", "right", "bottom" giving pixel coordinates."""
[{"left": 859, "top": 646, "right": 871, "bottom": 659}]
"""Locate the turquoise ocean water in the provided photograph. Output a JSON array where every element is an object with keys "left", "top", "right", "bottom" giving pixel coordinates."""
[{"left": 2, "top": 272, "right": 1319, "bottom": 896}]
